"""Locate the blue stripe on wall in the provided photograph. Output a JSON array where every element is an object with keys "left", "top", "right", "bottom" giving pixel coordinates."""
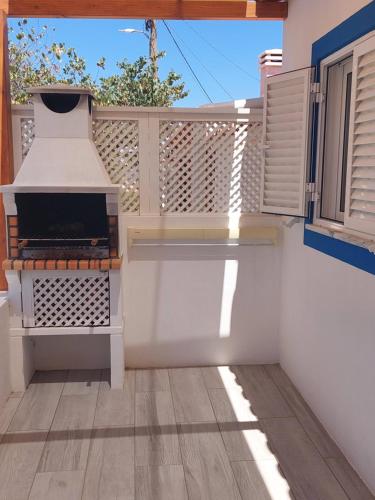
[
  {"left": 304, "top": 228, "right": 375, "bottom": 275},
  {"left": 305, "top": 0, "right": 375, "bottom": 276}
]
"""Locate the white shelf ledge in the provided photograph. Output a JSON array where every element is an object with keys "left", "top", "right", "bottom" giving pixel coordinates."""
[{"left": 128, "top": 226, "right": 278, "bottom": 247}]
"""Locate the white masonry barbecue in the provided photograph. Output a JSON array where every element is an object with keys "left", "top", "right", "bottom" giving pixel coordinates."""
[{"left": 1, "top": 85, "right": 124, "bottom": 391}]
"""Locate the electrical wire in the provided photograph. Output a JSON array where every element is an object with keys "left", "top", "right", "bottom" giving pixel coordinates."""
[
  {"left": 167, "top": 24, "right": 234, "bottom": 100},
  {"left": 162, "top": 20, "right": 213, "bottom": 103},
  {"left": 184, "top": 21, "right": 260, "bottom": 83}
]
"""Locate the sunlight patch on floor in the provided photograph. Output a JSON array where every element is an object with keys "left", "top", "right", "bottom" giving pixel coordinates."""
[
  {"left": 253, "top": 460, "right": 294, "bottom": 500},
  {"left": 217, "top": 366, "right": 257, "bottom": 421},
  {"left": 218, "top": 366, "right": 294, "bottom": 500}
]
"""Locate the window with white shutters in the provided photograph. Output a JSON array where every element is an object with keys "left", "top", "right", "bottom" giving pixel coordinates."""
[
  {"left": 344, "top": 35, "right": 375, "bottom": 236},
  {"left": 260, "top": 67, "right": 313, "bottom": 216}
]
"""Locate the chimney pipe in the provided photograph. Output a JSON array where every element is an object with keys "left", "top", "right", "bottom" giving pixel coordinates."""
[{"left": 259, "top": 49, "right": 283, "bottom": 97}]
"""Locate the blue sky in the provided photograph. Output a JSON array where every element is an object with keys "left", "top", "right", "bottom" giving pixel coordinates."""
[{"left": 9, "top": 18, "right": 283, "bottom": 107}]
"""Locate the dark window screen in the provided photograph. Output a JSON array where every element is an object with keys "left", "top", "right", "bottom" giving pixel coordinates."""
[{"left": 15, "top": 193, "right": 108, "bottom": 240}]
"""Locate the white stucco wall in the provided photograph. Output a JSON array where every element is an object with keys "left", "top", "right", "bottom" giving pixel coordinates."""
[
  {"left": 122, "top": 216, "right": 282, "bottom": 367},
  {"left": 0, "top": 298, "right": 11, "bottom": 408},
  {"left": 283, "top": 0, "right": 370, "bottom": 70},
  {"left": 281, "top": 0, "right": 375, "bottom": 493}
]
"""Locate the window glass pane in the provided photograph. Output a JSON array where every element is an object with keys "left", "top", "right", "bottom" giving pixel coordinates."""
[
  {"left": 339, "top": 72, "right": 352, "bottom": 213},
  {"left": 320, "top": 57, "right": 352, "bottom": 223}
]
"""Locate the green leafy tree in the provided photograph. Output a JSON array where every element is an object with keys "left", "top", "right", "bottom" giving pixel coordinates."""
[
  {"left": 96, "top": 53, "right": 188, "bottom": 106},
  {"left": 8, "top": 20, "right": 188, "bottom": 106}
]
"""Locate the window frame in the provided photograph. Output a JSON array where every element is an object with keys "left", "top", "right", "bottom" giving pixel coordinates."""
[
  {"left": 312, "top": 30, "right": 375, "bottom": 235},
  {"left": 304, "top": 1, "right": 375, "bottom": 276}
]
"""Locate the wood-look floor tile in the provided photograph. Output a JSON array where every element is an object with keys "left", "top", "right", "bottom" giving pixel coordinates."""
[
  {"left": 201, "top": 366, "right": 225, "bottom": 389},
  {"left": 9, "top": 371, "right": 66, "bottom": 432},
  {"left": 231, "top": 460, "right": 295, "bottom": 500},
  {"left": 135, "top": 369, "right": 170, "bottom": 392},
  {"left": 0, "top": 431, "right": 48, "bottom": 500},
  {"left": 326, "top": 457, "right": 374, "bottom": 500},
  {"left": 265, "top": 364, "right": 341, "bottom": 458},
  {"left": 169, "top": 368, "right": 215, "bottom": 423},
  {"left": 231, "top": 366, "right": 293, "bottom": 419},
  {"left": 178, "top": 422, "right": 241, "bottom": 500},
  {"left": 261, "top": 417, "right": 348, "bottom": 500},
  {"left": 38, "top": 394, "right": 97, "bottom": 472},
  {"left": 82, "top": 427, "right": 135, "bottom": 500},
  {"left": 209, "top": 388, "right": 275, "bottom": 462},
  {"left": 135, "top": 391, "right": 181, "bottom": 466},
  {"left": 135, "top": 465, "right": 188, "bottom": 500},
  {"left": 94, "top": 370, "right": 135, "bottom": 427},
  {"left": 63, "top": 369, "right": 101, "bottom": 396},
  {"left": 0, "top": 397, "right": 21, "bottom": 438},
  {"left": 29, "top": 470, "right": 85, "bottom": 500}
]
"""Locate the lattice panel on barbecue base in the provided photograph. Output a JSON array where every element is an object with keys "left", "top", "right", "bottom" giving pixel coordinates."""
[
  {"left": 31, "top": 274, "right": 110, "bottom": 328},
  {"left": 159, "top": 120, "right": 262, "bottom": 214}
]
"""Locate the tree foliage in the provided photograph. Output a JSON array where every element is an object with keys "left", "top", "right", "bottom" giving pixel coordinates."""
[{"left": 8, "top": 20, "right": 188, "bottom": 106}]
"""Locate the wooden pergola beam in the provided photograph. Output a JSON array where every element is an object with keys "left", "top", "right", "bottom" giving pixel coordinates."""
[
  {"left": 0, "top": 7, "right": 13, "bottom": 290},
  {"left": 0, "top": 1, "right": 287, "bottom": 20}
]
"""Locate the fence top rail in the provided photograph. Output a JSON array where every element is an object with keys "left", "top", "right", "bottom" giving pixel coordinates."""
[{"left": 12, "top": 103, "right": 263, "bottom": 122}]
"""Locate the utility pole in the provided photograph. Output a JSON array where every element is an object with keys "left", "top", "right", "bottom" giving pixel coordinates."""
[{"left": 145, "top": 19, "right": 158, "bottom": 80}]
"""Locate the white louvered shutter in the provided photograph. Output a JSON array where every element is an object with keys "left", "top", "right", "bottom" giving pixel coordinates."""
[
  {"left": 344, "top": 35, "right": 375, "bottom": 235},
  {"left": 261, "top": 68, "right": 313, "bottom": 216}
]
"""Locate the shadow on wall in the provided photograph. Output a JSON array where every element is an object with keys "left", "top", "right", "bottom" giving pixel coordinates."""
[{"left": 124, "top": 242, "right": 280, "bottom": 368}]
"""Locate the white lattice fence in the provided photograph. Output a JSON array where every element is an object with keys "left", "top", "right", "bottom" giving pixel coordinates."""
[
  {"left": 159, "top": 120, "right": 262, "bottom": 213},
  {"left": 13, "top": 105, "right": 263, "bottom": 215},
  {"left": 93, "top": 119, "right": 140, "bottom": 213}
]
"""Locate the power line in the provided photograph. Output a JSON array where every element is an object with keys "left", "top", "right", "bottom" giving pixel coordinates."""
[
  {"left": 162, "top": 20, "right": 213, "bottom": 103},
  {"left": 167, "top": 24, "right": 234, "bottom": 100},
  {"left": 184, "top": 21, "right": 260, "bottom": 83}
]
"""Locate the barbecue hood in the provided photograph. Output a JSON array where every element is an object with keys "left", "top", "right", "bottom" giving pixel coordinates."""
[{"left": 11, "top": 85, "right": 115, "bottom": 190}]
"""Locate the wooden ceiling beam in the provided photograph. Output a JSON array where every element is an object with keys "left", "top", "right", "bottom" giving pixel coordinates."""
[{"left": 0, "top": 1, "right": 287, "bottom": 20}]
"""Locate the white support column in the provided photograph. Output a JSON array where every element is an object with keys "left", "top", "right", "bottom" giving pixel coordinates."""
[
  {"left": 10, "top": 336, "right": 34, "bottom": 392},
  {"left": 6, "top": 270, "right": 23, "bottom": 329},
  {"left": 11, "top": 113, "right": 23, "bottom": 176},
  {"left": 110, "top": 333, "right": 124, "bottom": 389}
]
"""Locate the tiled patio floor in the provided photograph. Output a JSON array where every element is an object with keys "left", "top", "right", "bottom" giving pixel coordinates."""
[{"left": 0, "top": 365, "right": 372, "bottom": 499}]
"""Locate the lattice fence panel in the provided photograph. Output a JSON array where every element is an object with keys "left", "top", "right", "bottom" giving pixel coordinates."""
[
  {"left": 32, "top": 275, "right": 110, "bottom": 327},
  {"left": 18, "top": 117, "right": 140, "bottom": 213},
  {"left": 159, "top": 120, "right": 262, "bottom": 214},
  {"left": 21, "top": 118, "right": 35, "bottom": 160},
  {"left": 16, "top": 110, "right": 263, "bottom": 215},
  {"left": 93, "top": 119, "right": 140, "bottom": 213}
]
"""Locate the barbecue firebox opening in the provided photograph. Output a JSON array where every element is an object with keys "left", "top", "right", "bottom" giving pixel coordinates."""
[{"left": 15, "top": 192, "right": 110, "bottom": 259}]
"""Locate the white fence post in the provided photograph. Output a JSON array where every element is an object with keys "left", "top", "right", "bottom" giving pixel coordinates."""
[
  {"left": 138, "top": 116, "right": 151, "bottom": 214},
  {"left": 148, "top": 114, "right": 161, "bottom": 215}
]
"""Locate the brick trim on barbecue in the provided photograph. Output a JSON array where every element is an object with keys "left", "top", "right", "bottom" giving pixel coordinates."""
[{"left": 2, "top": 257, "right": 122, "bottom": 271}]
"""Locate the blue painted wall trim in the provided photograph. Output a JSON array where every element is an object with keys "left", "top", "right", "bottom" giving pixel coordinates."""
[
  {"left": 304, "top": 229, "right": 375, "bottom": 275},
  {"left": 304, "top": 0, "right": 375, "bottom": 276}
]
